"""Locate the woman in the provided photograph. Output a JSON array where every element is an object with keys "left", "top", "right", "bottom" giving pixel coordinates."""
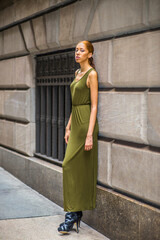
[{"left": 58, "top": 40, "right": 99, "bottom": 234}]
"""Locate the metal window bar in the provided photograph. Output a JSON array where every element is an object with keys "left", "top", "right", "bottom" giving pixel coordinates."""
[{"left": 35, "top": 49, "right": 79, "bottom": 164}]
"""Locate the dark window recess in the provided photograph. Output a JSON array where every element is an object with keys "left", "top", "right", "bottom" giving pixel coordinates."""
[{"left": 35, "top": 50, "right": 79, "bottom": 164}]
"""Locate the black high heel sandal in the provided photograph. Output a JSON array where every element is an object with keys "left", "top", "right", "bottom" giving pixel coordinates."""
[
  {"left": 59, "top": 211, "right": 83, "bottom": 228},
  {"left": 58, "top": 212, "right": 81, "bottom": 234}
]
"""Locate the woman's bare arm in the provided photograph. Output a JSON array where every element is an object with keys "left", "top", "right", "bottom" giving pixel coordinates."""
[{"left": 85, "top": 70, "right": 98, "bottom": 151}]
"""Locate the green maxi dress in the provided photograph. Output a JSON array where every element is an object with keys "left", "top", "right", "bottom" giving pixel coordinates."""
[{"left": 62, "top": 67, "right": 99, "bottom": 212}]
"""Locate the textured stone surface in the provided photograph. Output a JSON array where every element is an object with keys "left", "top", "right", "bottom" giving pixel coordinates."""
[
  {"left": 93, "top": 40, "right": 112, "bottom": 87},
  {"left": 88, "top": 0, "right": 146, "bottom": 39},
  {"left": 15, "top": 0, "right": 38, "bottom": 21},
  {"left": 0, "top": 120, "right": 15, "bottom": 149},
  {"left": 0, "top": 32, "right": 3, "bottom": 56},
  {"left": 84, "top": 186, "right": 160, "bottom": 240},
  {"left": 0, "top": 56, "right": 34, "bottom": 88},
  {"left": 15, "top": 56, "right": 34, "bottom": 88},
  {"left": 59, "top": 4, "right": 75, "bottom": 46},
  {"left": 0, "top": 120, "right": 35, "bottom": 156},
  {"left": 139, "top": 204, "right": 160, "bottom": 240},
  {"left": 21, "top": 21, "right": 38, "bottom": 53},
  {"left": 0, "top": 58, "right": 14, "bottom": 87},
  {"left": 26, "top": 159, "right": 63, "bottom": 207},
  {"left": 45, "top": 11, "right": 59, "bottom": 49},
  {"left": 98, "top": 140, "right": 112, "bottom": 186},
  {"left": 111, "top": 144, "right": 160, "bottom": 205},
  {"left": 3, "top": 89, "right": 35, "bottom": 122},
  {"left": 73, "top": 0, "right": 94, "bottom": 42},
  {"left": 112, "top": 31, "right": 160, "bottom": 87},
  {"left": 148, "top": 0, "right": 160, "bottom": 25},
  {"left": 0, "top": 91, "right": 4, "bottom": 116},
  {"left": 98, "top": 92, "right": 148, "bottom": 144},
  {"left": 0, "top": 5, "right": 15, "bottom": 28},
  {"left": 15, "top": 0, "right": 50, "bottom": 21},
  {"left": 147, "top": 92, "right": 160, "bottom": 147},
  {"left": 37, "top": 0, "right": 50, "bottom": 12},
  {"left": 32, "top": 16, "right": 48, "bottom": 50},
  {"left": 15, "top": 122, "right": 35, "bottom": 156},
  {"left": 3, "top": 26, "right": 27, "bottom": 57}
]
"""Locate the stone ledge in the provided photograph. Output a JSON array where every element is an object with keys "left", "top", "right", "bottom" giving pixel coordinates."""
[{"left": 0, "top": 147, "right": 160, "bottom": 240}]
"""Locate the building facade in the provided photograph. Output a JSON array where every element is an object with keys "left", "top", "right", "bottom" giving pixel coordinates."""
[{"left": 0, "top": 0, "right": 160, "bottom": 239}]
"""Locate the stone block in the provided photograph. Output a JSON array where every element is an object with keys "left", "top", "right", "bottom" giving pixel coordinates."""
[
  {"left": 0, "top": 32, "right": 3, "bottom": 56},
  {"left": 0, "top": 58, "right": 14, "bottom": 87},
  {"left": 0, "top": 120, "right": 5, "bottom": 145},
  {"left": 15, "top": 122, "right": 35, "bottom": 156},
  {"left": 111, "top": 144, "right": 160, "bottom": 206},
  {"left": 0, "top": 120, "right": 35, "bottom": 156},
  {"left": 98, "top": 92, "right": 148, "bottom": 144},
  {"left": 15, "top": 0, "right": 38, "bottom": 21},
  {"left": 98, "top": 140, "right": 112, "bottom": 186},
  {"left": 88, "top": 0, "right": 146, "bottom": 39},
  {"left": 73, "top": 0, "right": 94, "bottom": 42},
  {"left": 59, "top": 4, "right": 75, "bottom": 47},
  {"left": 32, "top": 16, "right": 48, "bottom": 51},
  {"left": 37, "top": 0, "right": 50, "bottom": 11},
  {"left": 148, "top": 0, "right": 160, "bottom": 26},
  {"left": 112, "top": 31, "right": 160, "bottom": 87},
  {"left": 45, "top": 11, "right": 59, "bottom": 49},
  {"left": 0, "top": 120, "right": 15, "bottom": 149},
  {"left": 0, "top": 56, "right": 34, "bottom": 88},
  {"left": 3, "top": 26, "right": 27, "bottom": 57},
  {"left": 147, "top": 92, "right": 160, "bottom": 147},
  {"left": 3, "top": 89, "right": 35, "bottom": 122},
  {"left": 14, "top": 56, "right": 34, "bottom": 88},
  {"left": 0, "top": 91, "right": 4, "bottom": 116},
  {"left": 93, "top": 40, "right": 112, "bottom": 87},
  {"left": 21, "top": 21, "right": 38, "bottom": 53},
  {"left": 0, "top": 5, "right": 15, "bottom": 28}
]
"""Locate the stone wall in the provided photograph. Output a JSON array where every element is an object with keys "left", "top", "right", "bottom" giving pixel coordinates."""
[{"left": 0, "top": 0, "right": 160, "bottom": 239}]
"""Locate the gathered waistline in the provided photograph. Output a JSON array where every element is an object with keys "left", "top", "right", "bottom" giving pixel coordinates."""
[{"left": 72, "top": 104, "right": 90, "bottom": 107}]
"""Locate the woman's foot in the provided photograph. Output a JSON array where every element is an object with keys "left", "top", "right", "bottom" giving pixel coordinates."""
[
  {"left": 58, "top": 212, "right": 81, "bottom": 234},
  {"left": 59, "top": 211, "right": 83, "bottom": 228}
]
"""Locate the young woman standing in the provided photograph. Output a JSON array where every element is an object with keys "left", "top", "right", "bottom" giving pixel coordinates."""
[{"left": 58, "top": 40, "right": 99, "bottom": 234}]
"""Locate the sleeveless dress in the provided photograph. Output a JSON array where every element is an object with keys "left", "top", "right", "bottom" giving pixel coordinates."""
[{"left": 62, "top": 67, "right": 99, "bottom": 212}]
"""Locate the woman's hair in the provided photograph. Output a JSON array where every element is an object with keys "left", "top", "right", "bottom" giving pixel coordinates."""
[{"left": 77, "top": 40, "right": 95, "bottom": 69}]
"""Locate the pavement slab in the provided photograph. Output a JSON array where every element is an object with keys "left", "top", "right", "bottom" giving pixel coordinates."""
[{"left": 0, "top": 167, "right": 110, "bottom": 240}]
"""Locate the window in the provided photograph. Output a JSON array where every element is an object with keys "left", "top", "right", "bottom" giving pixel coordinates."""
[{"left": 35, "top": 49, "right": 79, "bottom": 165}]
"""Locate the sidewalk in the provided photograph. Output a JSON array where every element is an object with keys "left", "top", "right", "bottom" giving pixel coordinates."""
[{"left": 0, "top": 167, "right": 110, "bottom": 240}]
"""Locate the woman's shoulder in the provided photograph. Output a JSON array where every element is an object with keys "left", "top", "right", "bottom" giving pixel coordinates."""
[{"left": 89, "top": 68, "right": 98, "bottom": 77}]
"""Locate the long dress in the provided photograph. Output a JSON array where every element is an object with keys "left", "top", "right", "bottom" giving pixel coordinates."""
[{"left": 62, "top": 67, "right": 99, "bottom": 212}]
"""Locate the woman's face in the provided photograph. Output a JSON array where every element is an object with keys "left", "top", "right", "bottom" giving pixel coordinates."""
[{"left": 75, "top": 42, "right": 92, "bottom": 64}]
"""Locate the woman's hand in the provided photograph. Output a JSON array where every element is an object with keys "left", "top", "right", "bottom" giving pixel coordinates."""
[
  {"left": 84, "top": 135, "right": 93, "bottom": 151},
  {"left": 64, "top": 128, "right": 70, "bottom": 144}
]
